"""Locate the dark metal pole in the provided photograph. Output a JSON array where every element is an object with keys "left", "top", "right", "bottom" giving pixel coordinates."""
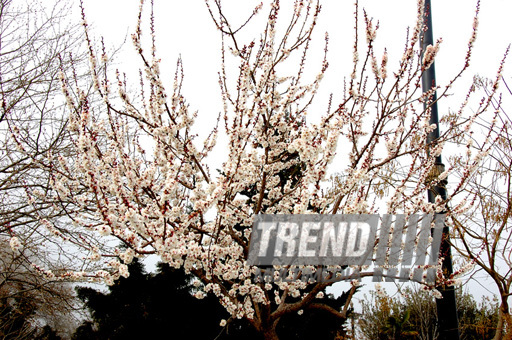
[{"left": 421, "top": 1, "right": 460, "bottom": 339}]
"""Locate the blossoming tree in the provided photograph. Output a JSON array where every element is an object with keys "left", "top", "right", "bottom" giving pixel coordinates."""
[
  {"left": 40, "top": 0, "right": 504, "bottom": 338},
  {"left": 451, "top": 76, "right": 512, "bottom": 340},
  {"left": 0, "top": 0, "right": 95, "bottom": 333}
]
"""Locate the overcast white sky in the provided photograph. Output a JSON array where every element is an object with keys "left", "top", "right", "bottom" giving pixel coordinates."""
[
  {"left": 78, "top": 0, "right": 512, "bottom": 303},
  {"left": 81, "top": 0, "right": 512, "bottom": 117}
]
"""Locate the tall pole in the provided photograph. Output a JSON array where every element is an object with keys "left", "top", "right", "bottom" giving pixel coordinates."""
[{"left": 421, "top": 1, "right": 460, "bottom": 339}]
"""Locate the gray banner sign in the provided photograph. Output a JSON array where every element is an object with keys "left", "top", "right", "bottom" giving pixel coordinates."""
[{"left": 247, "top": 214, "right": 444, "bottom": 283}]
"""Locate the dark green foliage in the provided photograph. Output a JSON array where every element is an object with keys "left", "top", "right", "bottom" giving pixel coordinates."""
[
  {"left": 73, "top": 259, "right": 227, "bottom": 340},
  {"left": 380, "top": 310, "right": 418, "bottom": 340},
  {"left": 73, "top": 259, "right": 354, "bottom": 340},
  {"left": 71, "top": 321, "right": 97, "bottom": 340},
  {"left": 34, "top": 325, "right": 62, "bottom": 340}
]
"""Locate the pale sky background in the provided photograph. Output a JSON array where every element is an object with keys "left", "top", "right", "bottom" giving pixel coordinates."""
[
  {"left": 81, "top": 0, "right": 512, "bottom": 117},
  {"left": 77, "top": 0, "right": 512, "bottom": 307}
]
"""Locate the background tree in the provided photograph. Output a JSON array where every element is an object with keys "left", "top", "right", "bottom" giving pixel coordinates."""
[
  {"left": 0, "top": 0, "right": 79, "bottom": 234},
  {"left": 448, "top": 76, "right": 512, "bottom": 340},
  {"left": 48, "top": 0, "right": 503, "bottom": 339},
  {"left": 358, "top": 285, "right": 499, "bottom": 340},
  {"left": 0, "top": 0, "right": 93, "bottom": 337},
  {"left": 0, "top": 238, "right": 79, "bottom": 339}
]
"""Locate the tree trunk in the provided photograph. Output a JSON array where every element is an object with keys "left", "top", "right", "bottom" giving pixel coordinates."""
[
  {"left": 493, "top": 300, "right": 512, "bottom": 340},
  {"left": 262, "top": 325, "right": 279, "bottom": 340}
]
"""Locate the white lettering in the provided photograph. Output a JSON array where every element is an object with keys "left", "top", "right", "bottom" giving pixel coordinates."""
[
  {"left": 345, "top": 222, "right": 371, "bottom": 257},
  {"left": 275, "top": 222, "right": 300, "bottom": 257},
  {"left": 319, "top": 222, "right": 347, "bottom": 257},
  {"left": 256, "top": 222, "right": 276, "bottom": 256},
  {"left": 298, "top": 222, "right": 321, "bottom": 256}
]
